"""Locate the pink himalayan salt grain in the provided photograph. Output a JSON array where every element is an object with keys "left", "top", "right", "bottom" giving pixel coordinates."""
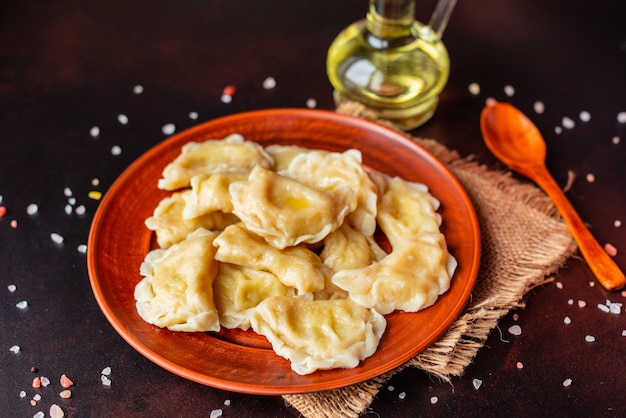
[
  {"left": 578, "top": 300, "right": 587, "bottom": 308},
  {"left": 612, "top": 136, "right": 621, "bottom": 144},
  {"left": 32, "top": 377, "right": 41, "bottom": 388},
  {"left": 516, "top": 361, "right": 524, "bottom": 369},
  {"left": 50, "top": 404, "right": 64, "bottom": 418},
  {"left": 604, "top": 243, "right": 618, "bottom": 257},
  {"left": 10, "top": 219, "right": 17, "bottom": 228},
  {"left": 615, "top": 220, "right": 622, "bottom": 227},
  {"left": 60, "top": 374, "right": 73, "bottom": 388},
  {"left": 504, "top": 85, "right": 515, "bottom": 97},
  {"left": 586, "top": 173, "right": 595, "bottom": 182},
  {"left": 430, "top": 396, "right": 439, "bottom": 404},
  {"left": 555, "top": 281, "right": 563, "bottom": 289},
  {"left": 563, "top": 378, "right": 572, "bottom": 387},
  {"left": 91, "top": 178, "right": 100, "bottom": 186},
  {"left": 485, "top": 97, "right": 497, "bottom": 106},
  {"left": 222, "top": 85, "right": 236, "bottom": 96},
  {"left": 0, "top": 206, "right": 6, "bottom": 217},
  {"left": 59, "top": 390, "right": 72, "bottom": 399}
]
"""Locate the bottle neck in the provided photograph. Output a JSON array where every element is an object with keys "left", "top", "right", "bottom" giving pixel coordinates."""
[{"left": 366, "top": 0, "right": 415, "bottom": 39}]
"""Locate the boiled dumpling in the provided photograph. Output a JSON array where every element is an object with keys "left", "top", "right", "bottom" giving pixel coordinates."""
[
  {"left": 145, "top": 191, "right": 238, "bottom": 248},
  {"left": 284, "top": 149, "right": 378, "bottom": 236},
  {"left": 320, "top": 222, "right": 379, "bottom": 272},
  {"left": 213, "top": 223, "right": 330, "bottom": 294},
  {"left": 250, "top": 296, "right": 386, "bottom": 375},
  {"left": 134, "top": 228, "right": 221, "bottom": 332},
  {"left": 182, "top": 172, "right": 249, "bottom": 220},
  {"left": 264, "top": 144, "right": 320, "bottom": 172},
  {"left": 229, "top": 165, "right": 356, "bottom": 249},
  {"left": 158, "top": 134, "right": 274, "bottom": 190},
  {"left": 213, "top": 263, "right": 292, "bottom": 330}
]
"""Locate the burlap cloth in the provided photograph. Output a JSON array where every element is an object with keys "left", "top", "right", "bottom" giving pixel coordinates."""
[{"left": 282, "top": 103, "right": 578, "bottom": 417}]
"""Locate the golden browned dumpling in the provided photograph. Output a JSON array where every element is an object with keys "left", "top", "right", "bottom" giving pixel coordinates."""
[
  {"left": 134, "top": 228, "right": 221, "bottom": 332},
  {"left": 229, "top": 165, "right": 356, "bottom": 249},
  {"left": 158, "top": 134, "right": 274, "bottom": 190},
  {"left": 213, "top": 223, "right": 330, "bottom": 294}
]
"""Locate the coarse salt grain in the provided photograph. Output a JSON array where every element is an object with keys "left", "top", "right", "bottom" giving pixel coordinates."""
[
  {"left": 77, "top": 244, "right": 87, "bottom": 254},
  {"left": 11, "top": 219, "right": 17, "bottom": 228},
  {"left": 60, "top": 374, "right": 73, "bottom": 388},
  {"left": 33, "top": 394, "right": 42, "bottom": 401},
  {"left": 189, "top": 111, "right": 198, "bottom": 120},
  {"left": 8, "top": 284, "right": 16, "bottom": 292},
  {"left": 609, "top": 302, "right": 622, "bottom": 315},
  {"left": 615, "top": 220, "right": 622, "bottom": 227},
  {"left": 585, "top": 335, "right": 595, "bottom": 342},
  {"left": 222, "top": 85, "right": 236, "bottom": 96},
  {"left": 117, "top": 114, "right": 129, "bottom": 125},
  {"left": 133, "top": 85, "right": 144, "bottom": 94},
  {"left": 223, "top": 400, "right": 230, "bottom": 406},
  {"left": 210, "top": 409, "right": 223, "bottom": 418},
  {"left": 20, "top": 390, "right": 27, "bottom": 398},
  {"left": 485, "top": 97, "right": 497, "bottom": 106},
  {"left": 64, "top": 205, "right": 72, "bottom": 215},
  {"left": 563, "top": 378, "right": 572, "bottom": 387},
  {"left": 75, "top": 205, "right": 86, "bottom": 215},
  {"left": 430, "top": 396, "right": 439, "bottom": 404},
  {"left": 555, "top": 126, "right": 562, "bottom": 134},
  {"left": 586, "top": 173, "right": 595, "bottom": 182},
  {"left": 51, "top": 233, "right": 64, "bottom": 244},
  {"left": 398, "top": 392, "right": 406, "bottom": 400},
  {"left": 534, "top": 101, "right": 545, "bottom": 114},
  {"left": 16, "top": 300, "right": 28, "bottom": 309},
  {"left": 64, "top": 187, "right": 72, "bottom": 197},
  {"left": 262, "top": 76, "right": 277, "bottom": 89},
  {"left": 622, "top": 330, "right": 626, "bottom": 337},
  {"left": 472, "top": 378, "right": 482, "bottom": 390},
  {"left": 50, "top": 404, "right": 64, "bottom": 418},
  {"left": 10, "top": 345, "right": 20, "bottom": 353},
  {"left": 504, "top": 85, "right": 515, "bottom": 97},
  {"left": 617, "top": 112, "right": 626, "bottom": 124},
  {"left": 468, "top": 82, "right": 480, "bottom": 95},
  {"left": 111, "top": 145, "right": 122, "bottom": 156},
  {"left": 26, "top": 203, "right": 38, "bottom": 215},
  {"left": 34, "top": 411, "right": 44, "bottom": 418},
  {"left": 598, "top": 303, "right": 610, "bottom": 313},
  {"left": 162, "top": 123, "right": 176, "bottom": 135},
  {"left": 32, "top": 377, "right": 41, "bottom": 388},
  {"left": 0, "top": 206, "right": 6, "bottom": 217},
  {"left": 516, "top": 361, "right": 524, "bottom": 369},
  {"left": 612, "top": 136, "right": 621, "bottom": 144},
  {"left": 579, "top": 111, "right": 591, "bottom": 122},
  {"left": 306, "top": 98, "right": 317, "bottom": 108},
  {"left": 90, "top": 126, "right": 100, "bottom": 137},
  {"left": 40, "top": 376, "right": 50, "bottom": 387},
  {"left": 578, "top": 300, "right": 586, "bottom": 308},
  {"left": 387, "top": 385, "right": 395, "bottom": 391},
  {"left": 508, "top": 325, "right": 522, "bottom": 336},
  {"left": 59, "top": 390, "right": 71, "bottom": 399},
  {"left": 564, "top": 316, "right": 571, "bottom": 324},
  {"left": 101, "top": 375, "right": 112, "bottom": 386},
  {"left": 91, "top": 178, "right": 100, "bottom": 186},
  {"left": 555, "top": 281, "right": 563, "bottom": 289},
  {"left": 101, "top": 366, "right": 111, "bottom": 375},
  {"left": 220, "top": 94, "right": 233, "bottom": 104},
  {"left": 562, "top": 116, "right": 575, "bottom": 129},
  {"left": 589, "top": 281, "right": 595, "bottom": 287},
  {"left": 604, "top": 243, "right": 617, "bottom": 256}
]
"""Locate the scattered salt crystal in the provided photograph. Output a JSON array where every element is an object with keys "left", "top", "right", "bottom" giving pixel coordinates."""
[
  {"left": 101, "top": 366, "right": 112, "bottom": 375},
  {"left": 189, "top": 111, "right": 198, "bottom": 120},
  {"left": 585, "top": 173, "right": 595, "bottom": 182},
  {"left": 555, "top": 126, "right": 562, "bottom": 134},
  {"left": 162, "top": 123, "right": 176, "bottom": 135},
  {"left": 223, "top": 399, "right": 230, "bottom": 406},
  {"left": 16, "top": 300, "right": 28, "bottom": 309},
  {"left": 579, "top": 111, "right": 591, "bottom": 122},
  {"left": 222, "top": 85, "right": 236, "bottom": 96},
  {"left": 33, "top": 411, "right": 44, "bottom": 418},
  {"left": 90, "top": 126, "right": 100, "bottom": 137},
  {"left": 612, "top": 136, "right": 621, "bottom": 144},
  {"left": 262, "top": 76, "right": 277, "bottom": 89},
  {"left": 75, "top": 205, "right": 86, "bottom": 215},
  {"left": 10, "top": 219, "right": 17, "bottom": 228},
  {"left": 30, "top": 400, "right": 37, "bottom": 406},
  {"left": 117, "top": 114, "right": 129, "bottom": 125},
  {"left": 387, "top": 385, "right": 395, "bottom": 391},
  {"left": 563, "top": 378, "right": 572, "bottom": 387},
  {"left": 513, "top": 313, "right": 519, "bottom": 321},
  {"left": 40, "top": 376, "right": 50, "bottom": 387},
  {"left": 585, "top": 335, "right": 596, "bottom": 343},
  {"left": 567, "top": 299, "right": 574, "bottom": 305},
  {"left": 20, "top": 390, "right": 27, "bottom": 398},
  {"left": 50, "top": 404, "right": 64, "bottom": 418},
  {"left": 534, "top": 101, "right": 545, "bottom": 114},
  {"left": 516, "top": 361, "right": 524, "bottom": 369},
  {"left": 51, "top": 233, "right": 64, "bottom": 244},
  {"left": 33, "top": 394, "right": 42, "bottom": 401},
  {"left": 430, "top": 396, "right": 439, "bottom": 404},
  {"left": 0, "top": 194, "right": 3, "bottom": 203},
  {"left": 468, "top": 82, "right": 480, "bottom": 95},
  {"left": 111, "top": 145, "right": 122, "bottom": 156},
  {"left": 32, "top": 377, "right": 41, "bottom": 388},
  {"left": 604, "top": 243, "right": 617, "bottom": 257},
  {"left": 598, "top": 303, "right": 610, "bottom": 313},
  {"left": 64, "top": 187, "right": 72, "bottom": 197},
  {"left": 60, "top": 374, "right": 73, "bottom": 388},
  {"left": 91, "top": 178, "right": 100, "bottom": 186},
  {"left": 508, "top": 325, "right": 522, "bottom": 336},
  {"left": 578, "top": 300, "right": 586, "bottom": 308},
  {"left": 609, "top": 302, "right": 622, "bottom": 315},
  {"left": 555, "top": 281, "right": 563, "bottom": 289},
  {"left": 472, "top": 378, "right": 482, "bottom": 390},
  {"left": 77, "top": 244, "right": 87, "bottom": 254},
  {"left": 10, "top": 345, "right": 20, "bottom": 353},
  {"left": 8, "top": 284, "right": 16, "bottom": 292},
  {"left": 564, "top": 316, "right": 571, "bottom": 324},
  {"left": 26, "top": 203, "right": 38, "bottom": 215},
  {"left": 562, "top": 116, "right": 575, "bottom": 129},
  {"left": 617, "top": 111, "right": 626, "bottom": 124},
  {"left": 306, "top": 98, "right": 317, "bottom": 108},
  {"left": 64, "top": 205, "right": 72, "bottom": 215},
  {"left": 485, "top": 97, "right": 497, "bottom": 106},
  {"left": 101, "top": 375, "right": 112, "bottom": 386},
  {"left": 133, "top": 85, "right": 144, "bottom": 94},
  {"left": 210, "top": 409, "right": 223, "bottom": 418},
  {"left": 622, "top": 330, "right": 626, "bottom": 337},
  {"left": 220, "top": 94, "right": 233, "bottom": 104},
  {"left": 504, "top": 85, "right": 515, "bottom": 97},
  {"left": 615, "top": 220, "right": 622, "bottom": 227},
  {"left": 398, "top": 391, "right": 406, "bottom": 400},
  {"left": 59, "top": 390, "right": 72, "bottom": 399},
  {"left": 68, "top": 197, "right": 76, "bottom": 205},
  {"left": 589, "top": 281, "right": 595, "bottom": 287}
]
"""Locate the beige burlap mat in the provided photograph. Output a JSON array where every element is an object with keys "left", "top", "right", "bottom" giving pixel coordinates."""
[{"left": 282, "top": 103, "right": 578, "bottom": 417}]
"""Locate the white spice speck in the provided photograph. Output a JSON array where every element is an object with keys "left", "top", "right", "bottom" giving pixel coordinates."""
[
  {"left": 10, "top": 345, "right": 20, "bottom": 353},
  {"left": 555, "top": 281, "right": 563, "bottom": 289},
  {"left": 33, "top": 394, "right": 42, "bottom": 401},
  {"left": 26, "top": 203, "right": 38, "bottom": 215},
  {"left": 40, "top": 376, "right": 50, "bottom": 387},
  {"left": 534, "top": 101, "right": 545, "bottom": 114},
  {"left": 612, "top": 136, "right": 621, "bottom": 144},
  {"left": 111, "top": 145, "right": 122, "bottom": 156},
  {"left": 133, "top": 85, "right": 144, "bottom": 94},
  {"left": 585, "top": 335, "right": 596, "bottom": 343},
  {"left": 68, "top": 197, "right": 76, "bottom": 205},
  {"left": 508, "top": 325, "right": 522, "bottom": 336},
  {"left": 398, "top": 391, "right": 406, "bottom": 400},
  {"left": 75, "top": 205, "right": 86, "bottom": 215},
  {"left": 223, "top": 399, "right": 230, "bottom": 406},
  {"left": 564, "top": 316, "right": 571, "bottom": 324},
  {"left": 555, "top": 126, "right": 563, "bottom": 134},
  {"left": 77, "top": 244, "right": 87, "bottom": 254},
  {"left": 51, "top": 233, "right": 64, "bottom": 244},
  {"left": 387, "top": 385, "right": 395, "bottom": 391},
  {"left": 117, "top": 114, "right": 129, "bottom": 125},
  {"left": 101, "top": 375, "right": 112, "bottom": 386},
  {"left": 598, "top": 303, "right": 610, "bottom": 313},
  {"left": 504, "top": 85, "right": 515, "bottom": 97},
  {"left": 609, "top": 302, "right": 622, "bottom": 314},
  {"left": 189, "top": 111, "right": 198, "bottom": 120},
  {"left": 579, "top": 111, "right": 591, "bottom": 122},
  {"left": 615, "top": 220, "right": 622, "bottom": 227},
  {"left": 468, "top": 82, "right": 480, "bottom": 95},
  {"left": 220, "top": 94, "right": 233, "bottom": 104},
  {"left": 20, "top": 390, "right": 27, "bottom": 398},
  {"left": 16, "top": 300, "right": 28, "bottom": 310},
  {"left": 210, "top": 409, "right": 223, "bottom": 418},
  {"left": 586, "top": 173, "right": 595, "bottom": 182},
  {"left": 562, "top": 116, "right": 575, "bottom": 129},
  {"left": 162, "top": 123, "right": 176, "bottom": 135},
  {"left": 50, "top": 404, "right": 64, "bottom": 418},
  {"left": 622, "top": 330, "right": 626, "bottom": 337},
  {"left": 262, "top": 76, "right": 277, "bottom": 89},
  {"left": 64, "top": 187, "right": 73, "bottom": 197},
  {"left": 33, "top": 411, "right": 45, "bottom": 418},
  {"left": 8, "top": 284, "right": 16, "bottom": 292},
  {"left": 472, "top": 378, "right": 483, "bottom": 390},
  {"left": 64, "top": 205, "right": 72, "bottom": 215},
  {"left": 563, "top": 378, "right": 572, "bottom": 387},
  {"left": 430, "top": 396, "right": 439, "bottom": 404},
  {"left": 90, "top": 126, "right": 100, "bottom": 137},
  {"left": 101, "top": 366, "right": 112, "bottom": 375},
  {"left": 617, "top": 111, "right": 626, "bottom": 124},
  {"left": 306, "top": 98, "right": 317, "bottom": 108}
]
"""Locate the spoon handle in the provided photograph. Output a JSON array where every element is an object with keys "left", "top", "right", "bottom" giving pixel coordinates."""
[{"left": 531, "top": 165, "right": 625, "bottom": 291}]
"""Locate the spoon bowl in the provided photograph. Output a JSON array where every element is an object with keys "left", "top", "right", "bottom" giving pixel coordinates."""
[{"left": 481, "top": 102, "right": 625, "bottom": 291}]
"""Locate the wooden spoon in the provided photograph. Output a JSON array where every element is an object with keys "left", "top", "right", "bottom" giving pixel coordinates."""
[{"left": 480, "top": 102, "right": 625, "bottom": 291}]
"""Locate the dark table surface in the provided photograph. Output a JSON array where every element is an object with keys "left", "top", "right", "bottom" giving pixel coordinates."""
[{"left": 2, "top": 1, "right": 626, "bottom": 417}]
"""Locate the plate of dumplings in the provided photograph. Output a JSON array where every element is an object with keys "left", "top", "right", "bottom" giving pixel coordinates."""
[{"left": 88, "top": 108, "right": 480, "bottom": 394}]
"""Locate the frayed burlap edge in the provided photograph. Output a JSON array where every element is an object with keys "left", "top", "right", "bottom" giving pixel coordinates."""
[{"left": 282, "top": 102, "right": 577, "bottom": 418}]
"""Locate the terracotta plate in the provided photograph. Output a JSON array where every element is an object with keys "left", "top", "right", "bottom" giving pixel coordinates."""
[{"left": 87, "top": 109, "right": 480, "bottom": 395}]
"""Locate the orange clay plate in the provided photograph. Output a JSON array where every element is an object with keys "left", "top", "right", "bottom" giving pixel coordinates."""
[{"left": 87, "top": 109, "right": 480, "bottom": 395}]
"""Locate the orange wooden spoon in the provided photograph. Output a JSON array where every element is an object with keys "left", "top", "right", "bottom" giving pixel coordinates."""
[{"left": 481, "top": 102, "right": 625, "bottom": 291}]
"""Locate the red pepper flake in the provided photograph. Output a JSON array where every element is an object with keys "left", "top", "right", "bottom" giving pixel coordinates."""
[
  {"left": 222, "top": 85, "right": 236, "bottom": 96},
  {"left": 60, "top": 374, "right": 74, "bottom": 388},
  {"left": 32, "top": 376, "right": 41, "bottom": 388},
  {"left": 0, "top": 206, "right": 6, "bottom": 217}
]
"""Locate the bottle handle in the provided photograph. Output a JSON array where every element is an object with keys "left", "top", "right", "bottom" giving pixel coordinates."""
[{"left": 428, "top": 0, "right": 457, "bottom": 39}]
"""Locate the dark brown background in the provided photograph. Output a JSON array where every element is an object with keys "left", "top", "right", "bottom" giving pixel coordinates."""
[{"left": 1, "top": 1, "right": 625, "bottom": 416}]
